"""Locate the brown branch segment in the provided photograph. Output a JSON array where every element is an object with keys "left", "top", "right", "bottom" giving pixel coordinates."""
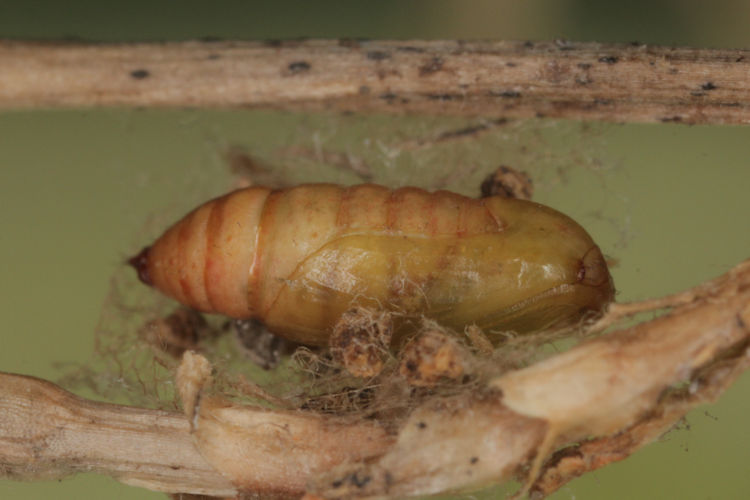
[
  {"left": 1, "top": 40, "right": 750, "bottom": 124},
  {"left": 0, "top": 372, "right": 236, "bottom": 497}
]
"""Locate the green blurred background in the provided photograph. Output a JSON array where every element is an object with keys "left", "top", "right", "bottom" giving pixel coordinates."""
[{"left": 1, "top": 1, "right": 749, "bottom": 499}]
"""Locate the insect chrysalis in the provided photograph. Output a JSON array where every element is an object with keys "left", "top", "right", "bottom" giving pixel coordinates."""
[{"left": 130, "top": 184, "right": 614, "bottom": 345}]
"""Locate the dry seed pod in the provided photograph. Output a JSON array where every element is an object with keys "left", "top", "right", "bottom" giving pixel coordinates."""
[{"left": 130, "top": 183, "right": 614, "bottom": 346}]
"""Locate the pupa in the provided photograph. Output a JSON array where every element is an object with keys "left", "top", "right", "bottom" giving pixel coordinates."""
[{"left": 130, "top": 183, "right": 614, "bottom": 346}]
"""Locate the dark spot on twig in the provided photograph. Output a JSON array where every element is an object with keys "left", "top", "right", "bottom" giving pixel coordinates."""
[
  {"left": 736, "top": 313, "right": 747, "bottom": 331},
  {"left": 358, "top": 85, "right": 370, "bottom": 95},
  {"left": 265, "top": 39, "right": 283, "bottom": 48},
  {"left": 417, "top": 421, "right": 427, "bottom": 429},
  {"left": 426, "top": 93, "right": 459, "bottom": 101},
  {"left": 366, "top": 50, "right": 391, "bottom": 61},
  {"left": 287, "top": 61, "right": 311, "bottom": 74},
  {"left": 380, "top": 92, "right": 397, "bottom": 102},
  {"left": 506, "top": 61, "right": 517, "bottom": 67},
  {"left": 594, "top": 98, "right": 613, "bottom": 105},
  {"left": 736, "top": 55, "right": 745, "bottom": 63},
  {"left": 490, "top": 90, "right": 521, "bottom": 98},
  {"left": 523, "top": 41, "right": 534, "bottom": 48},
  {"left": 375, "top": 67, "right": 402, "bottom": 80},
  {"left": 206, "top": 53, "right": 220, "bottom": 60},
  {"left": 385, "top": 471, "right": 394, "bottom": 487},
  {"left": 419, "top": 57, "right": 444, "bottom": 76},
  {"left": 701, "top": 81, "right": 717, "bottom": 91},
  {"left": 130, "top": 69, "right": 150, "bottom": 79},
  {"left": 660, "top": 115, "right": 683, "bottom": 123},
  {"left": 470, "top": 457, "right": 479, "bottom": 464},
  {"left": 349, "top": 472, "right": 371, "bottom": 488},
  {"left": 396, "top": 45, "right": 426, "bottom": 53},
  {"left": 598, "top": 56, "right": 619, "bottom": 64},
  {"left": 691, "top": 91, "right": 706, "bottom": 97}
]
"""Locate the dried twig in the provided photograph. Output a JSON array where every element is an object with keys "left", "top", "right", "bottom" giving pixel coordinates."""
[
  {"left": 1, "top": 40, "right": 750, "bottom": 124},
  {"left": 1, "top": 259, "right": 748, "bottom": 498},
  {"left": 0, "top": 371, "right": 236, "bottom": 497}
]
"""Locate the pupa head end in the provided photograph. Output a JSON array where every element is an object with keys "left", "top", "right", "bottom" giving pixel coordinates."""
[{"left": 128, "top": 246, "right": 153, "bottom": 286}]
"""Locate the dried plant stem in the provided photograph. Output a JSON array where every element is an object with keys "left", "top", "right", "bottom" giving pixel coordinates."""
[
  {"left": 1, "top": 40, "right": 750, "bottom": 124},
  {"left": 1, "top": 259, "right": 748, "bottom": 499},
  {"left": 0, "top": 371, "right": 236, "bottom": 496}
]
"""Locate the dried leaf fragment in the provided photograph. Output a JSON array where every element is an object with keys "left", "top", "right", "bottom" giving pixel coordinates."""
[
  {"left": 480, "top": 165, "right": 534, "bottom": 200},
  {"left": 141, "top": 307, "right": 210, "bottom": 359},
  {"left": 330, "top": 308, "right": 393, "bottom": 378},
  {"left": 399, "top": 328, "right": 466, "bottom": 386}
]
